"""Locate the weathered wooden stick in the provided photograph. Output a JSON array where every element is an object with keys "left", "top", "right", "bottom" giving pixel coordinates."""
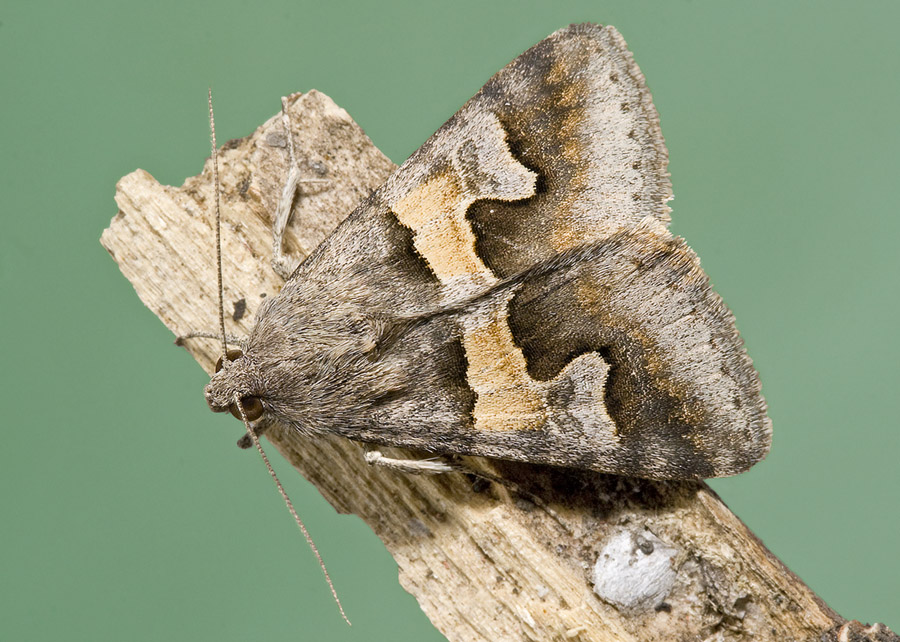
[{"left": 101, "top": 91, "right": 896, "bottom": 642}]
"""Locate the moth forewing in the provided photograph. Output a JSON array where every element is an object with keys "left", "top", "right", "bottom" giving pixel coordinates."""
[{"left": 206, "top": 23, "right": 770, "bottom": 481}]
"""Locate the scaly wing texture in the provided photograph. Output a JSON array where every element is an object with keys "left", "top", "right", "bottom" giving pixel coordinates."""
[{"left": 256, "top": 24, "right": 770, "bottom": 479}]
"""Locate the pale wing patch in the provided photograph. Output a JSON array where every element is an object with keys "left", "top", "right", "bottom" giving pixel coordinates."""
[
  {"left": 393, "top": 113, "right": 536, "bottom": 283},
  {"left": 462, "top": 297, "right": 618, "bottom": 447},
  {"left": 463, "top": 296, "right": 546, "bottom": 431},
  {"left": 391, "top": 114, "right": 618, "bottom": 442},
  {"left": 393, "top": 173, "right": 489, "bottom": 281}
]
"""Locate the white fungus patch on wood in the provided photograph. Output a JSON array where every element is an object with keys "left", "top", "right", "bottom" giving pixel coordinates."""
[{"left": 592, "top": 528, "right": 678, "bottom": 611}]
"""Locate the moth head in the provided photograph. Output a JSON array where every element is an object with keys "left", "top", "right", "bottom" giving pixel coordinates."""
[{"left": 205, "top": 348, "right": 265, "bottom": 422}]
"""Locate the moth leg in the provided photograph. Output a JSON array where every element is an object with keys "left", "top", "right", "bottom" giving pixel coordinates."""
[
  {"left": 271, "top": 96, "right": 330, "bottom": 281},
  {"left": 364, "top": 445, "right": 574, "bottom": 531},
  {"left": 174, "top": 330, "right": 245, "bottom": 347},
  {"left": 363, "top": 448, "right": 459, "bottom": 475},
  {"left": 364, "top": 447, "right": 572, "bottom": 533},
  {"left": 236, "top": 416, "right": 274, "bottom": 449}
]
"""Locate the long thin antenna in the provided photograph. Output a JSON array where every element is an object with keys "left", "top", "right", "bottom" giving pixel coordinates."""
[
  {"left": 234, "top": 394, "right": 351, "bottom": 626},
  {"left": 208, "top": 92, "right": 348, "bottom": 624},
  {"left": 208, "top": 88, "right": 228, "bottom": 358}
]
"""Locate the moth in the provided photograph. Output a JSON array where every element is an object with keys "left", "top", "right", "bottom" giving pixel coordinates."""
[{"left": 205, "top": 22, "right": 771, "bottom": 483}]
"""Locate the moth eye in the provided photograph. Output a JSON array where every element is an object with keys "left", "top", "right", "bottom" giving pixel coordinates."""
[
  {"left": 229, "top": 395, "right": 264, "bottom": 422},
  {"left": 215, "top": 349, "right": 244, "bottom": 373}
]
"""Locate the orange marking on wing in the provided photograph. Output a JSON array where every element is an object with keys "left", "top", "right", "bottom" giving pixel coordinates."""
[{"left": 392, "top": 173, "right": 491, "bottom": 281}]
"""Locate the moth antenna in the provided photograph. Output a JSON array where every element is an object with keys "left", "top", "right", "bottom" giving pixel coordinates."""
[
  {"left": 233, "top": 394, "right": 351, "bottom": 626},
  {"left": 208, "top": 88, "right": 228, "bottom": 359}
]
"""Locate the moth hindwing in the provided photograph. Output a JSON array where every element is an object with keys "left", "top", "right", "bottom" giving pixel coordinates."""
[{"left": 206, "top": 23, "right": 771, "bottom": 481}]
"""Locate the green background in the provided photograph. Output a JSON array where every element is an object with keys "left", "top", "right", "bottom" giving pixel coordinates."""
[{"left": 2, "top": 1, "right": 898, "bottom": 640}]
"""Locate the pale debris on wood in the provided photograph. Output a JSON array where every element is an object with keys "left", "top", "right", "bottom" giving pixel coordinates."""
[{"left": 592, "top": 528, "right": 678, "bottom": 611}]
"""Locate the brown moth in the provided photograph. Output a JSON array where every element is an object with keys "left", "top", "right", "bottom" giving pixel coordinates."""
[{"left": 205, "top": 23, "right": 771, "bottom": 482}]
